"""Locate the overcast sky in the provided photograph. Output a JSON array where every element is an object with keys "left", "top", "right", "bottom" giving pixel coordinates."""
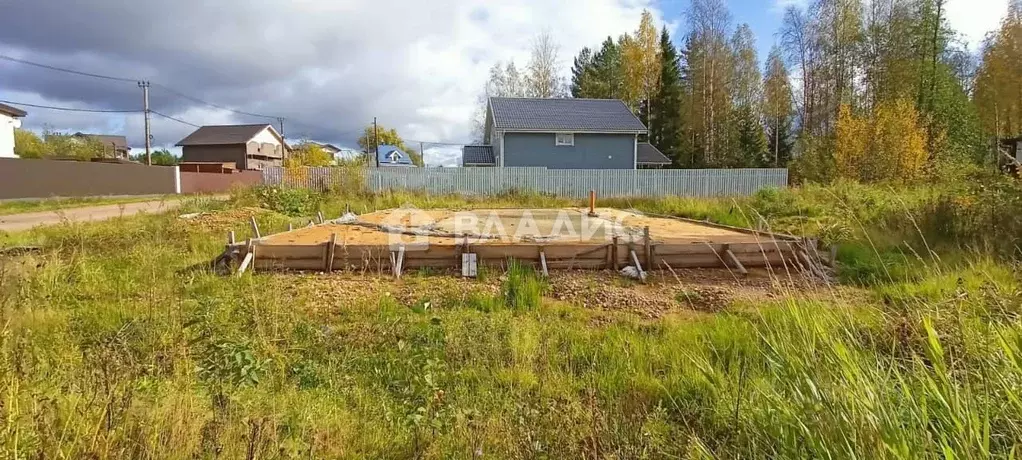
[{"left": 0, "top": 0, "right": 1008, "bottom": 166}]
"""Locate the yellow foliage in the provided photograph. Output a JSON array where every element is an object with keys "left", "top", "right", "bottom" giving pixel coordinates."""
[
  {"left": 285, "top": 143, "right": 333, "bottom": 168},
  {"left": 834, "top": 99, "right": 928, "bottom": 183}
]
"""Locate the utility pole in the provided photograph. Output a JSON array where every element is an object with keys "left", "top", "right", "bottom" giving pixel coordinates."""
[
  {"left": 277, "top": 117, "right": 286, "bottom": 159},
  {"left": 138, "top": 81, "right": 151, "bottom": 165},
  {"left": 373, "top": 117, "right": 379, "bottom": 168}
]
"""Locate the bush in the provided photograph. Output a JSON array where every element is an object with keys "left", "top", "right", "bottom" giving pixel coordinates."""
[{"left": 251, "top": 186, "right": 321, "bottom": 217}]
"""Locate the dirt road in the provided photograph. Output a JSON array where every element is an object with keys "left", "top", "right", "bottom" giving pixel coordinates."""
[{"left": 0, "top": 199, "right": 189, "bottom": 232}]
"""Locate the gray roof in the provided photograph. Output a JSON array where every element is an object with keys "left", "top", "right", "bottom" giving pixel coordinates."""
[
  {"left": 176, "top": 124, "right": 276, "bottom": 146},
  {"left": 463, "top": 145, "right": 495, "bottom": 165},
  {"left": 489, "top": 97, "right": 646, "bottom": 133},
  {"left": 0, "top": 102, "right": 27, "bottom": 118},
  {"left": 74, "top": 133, "right": 129, "bottom": 151},
  {"left": 637, "top": 143, "right": 671, "bottom": 165}
]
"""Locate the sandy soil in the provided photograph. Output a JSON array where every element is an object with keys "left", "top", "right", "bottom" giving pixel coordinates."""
[{"left": 260, "top": 207, "right": 773, "bottom": 246}]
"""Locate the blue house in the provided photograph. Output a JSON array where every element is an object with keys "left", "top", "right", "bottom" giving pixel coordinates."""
[
  {"left": 463, "top": 97, "right": 670, "bottom": 169},
  {"left": 376, "top": 144, "right": 415, "bottom": 167}
]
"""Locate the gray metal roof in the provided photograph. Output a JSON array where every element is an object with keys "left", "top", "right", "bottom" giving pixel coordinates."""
[
  {"left": 636, "top": 143, "right": 671, "bottom": 165},
  {"left": 0, "top": 102, "right": 27, "bottom": 118},
  {"left": 175, "top": 124, "right": 275, "bottom": 146},
  {"left": 74, "top": 133, "right": 129, "bottom": 151},
  {"left": 463, "top": 145, "right": 495, "bottom": 165},
  {"left": 489, "top": 97, "right": 646, "bottom": 133}
]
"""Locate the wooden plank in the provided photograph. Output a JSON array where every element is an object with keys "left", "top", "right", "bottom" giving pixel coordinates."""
[
  {"left": 612, "top": 236, "right": 619, "bottom": 270},
  {"left": 629, "top": 249, "right": 646, "bottom": 281},
  {"left": 326, "top": 233, "right": 337, "bottom": 272},
  {"left": 393, "top": 246, "right": 406, "bottom": 279},
  {"left": 253, "top": 244, "right": 325, "bottom": 260},
  {"left": 471, "top": 243, "right": 608, "bottom": 261},
  {"left": 724, "top": 248, "right": 748, "bottom": 276},
  {"left": 250, "top": 217, "right": 261, "bottom": 239},
  {"left": 254, "top": 258, "right": 327, "bottom": 271},
  {"left": 643, "top": 227, "right": 652, "bottom": 267},
  {"left": 654, "top": 243, "right": 724, "bottom": 256},
  {"left": 236, "top": 252, "right": 254, "bottom": 275}
]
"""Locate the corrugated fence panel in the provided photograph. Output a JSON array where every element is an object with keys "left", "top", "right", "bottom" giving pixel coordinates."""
[{"left": 263, "top": 166, "right": 788, "bottom": 197}]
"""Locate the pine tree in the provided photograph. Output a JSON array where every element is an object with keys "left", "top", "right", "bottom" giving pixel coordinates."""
[
  {"left": 589, "top": 37, "right": 624, "bottom": 99},
  {"left": 570, "top": 47, "right": 595, "bottom": 97},
  {"left": 732, "top": 105, "right": 768, "bottom": 167},
  {"left": 651, "top": 27, "right": 684, "bottom": 166}
]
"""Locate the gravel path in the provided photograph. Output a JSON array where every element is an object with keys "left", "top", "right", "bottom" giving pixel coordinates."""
[{"left": 0, "top": 199, "right": 190, "bottom": 232}]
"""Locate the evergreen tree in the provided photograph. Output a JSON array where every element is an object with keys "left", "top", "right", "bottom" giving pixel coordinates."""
[
  {"left": 570, "top": 47, "right": 595, "bottom": 97},
  {"left": 732, "top": 105, "right": 768, "bottom": 167},
  {"left": 766, "top": 115, "right": 794, "bottom": 166},
  {"left": 590, "top": 37, "right": 624, "bottom": 99},
  {"left": 650, "top": 27, "right": 684, "bottom": 166}
]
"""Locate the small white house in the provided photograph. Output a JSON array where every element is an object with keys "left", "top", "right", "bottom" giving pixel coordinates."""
[{"left": 0, "top": 103, "right": 28, "bottom": 159}]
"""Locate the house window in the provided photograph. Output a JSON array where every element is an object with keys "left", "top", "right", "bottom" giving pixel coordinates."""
[{"left": 555, "top": 133, "right": 574, "bottom": 146}]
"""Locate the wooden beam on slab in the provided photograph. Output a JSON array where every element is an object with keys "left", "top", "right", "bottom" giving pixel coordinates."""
[
  {"left": 724, "top": 248, "right": 748, "bottom": 276},
  {"left": 249, "top": 217, "right": 261, "bottom": 239},
  {"left": 325, "top": 233, "right": 337, "bottom": 272}
]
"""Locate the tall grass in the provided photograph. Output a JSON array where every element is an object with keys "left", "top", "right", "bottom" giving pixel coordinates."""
[{"left": 0, "top": 183, "right": 1020, "bottom": 457}]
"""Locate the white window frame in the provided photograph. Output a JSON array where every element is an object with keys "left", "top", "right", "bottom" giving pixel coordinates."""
[{"left": 555, "top": 133, "right": 575, "bottom": 146}]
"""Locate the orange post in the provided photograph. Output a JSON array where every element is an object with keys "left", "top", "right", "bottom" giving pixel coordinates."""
[{"left": 588, "top": 190, "right": 597, "bottom": 216}]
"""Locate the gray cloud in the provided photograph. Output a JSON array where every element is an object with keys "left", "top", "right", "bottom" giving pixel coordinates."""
[{"left": 0, "top": 0, "right": 658, "bottom": 165}]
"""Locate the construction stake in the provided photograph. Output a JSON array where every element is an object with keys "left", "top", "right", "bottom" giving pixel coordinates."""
[
  {"left": 236, "top": 252, "right": 254, "bottom": 276},
  {"left": 249, "top": 217, "right": 261, "bottom": 239},
  {"left": 393, "top": 246, "right": 406, "bottom": 279},
  {"left": 288, "top": 222, "right": 294, "bottom": 231},
  {"left": 724, "top": 249, "right": 748, "bottom": 276},
  {"left": 643, "top": 226, "right": 652, "bottom": 267},
  {"left": 629, "top": 248, "right": 647, "bottom": 281},
  {"left": 588, "top": 190, "right": 597, "bottom": 217},
  {"left": 317, "top": 211, "right": 325, "bottom": 224},
  {"left": 539, "top": 250, "right": 549, "bottom": 277},
  {"left": 228, "top": 231, "right": 235, "bottom": 245},
  {"left": 325, "top": 233, "right": 337, "bottom": 272},
  {"left": 611, "top": 236, "right": 619, "bottom": 270}
]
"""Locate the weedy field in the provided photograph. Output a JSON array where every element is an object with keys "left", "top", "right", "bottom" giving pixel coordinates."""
[{"left": 0, "top": 172, "right": 1020, "bottom": 459}]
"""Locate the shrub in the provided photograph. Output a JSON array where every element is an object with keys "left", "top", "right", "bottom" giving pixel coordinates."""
[{"left": 252, "top": 186, "right": 320, "bottom": 217}]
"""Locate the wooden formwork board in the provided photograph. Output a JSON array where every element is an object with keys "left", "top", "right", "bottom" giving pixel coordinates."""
[
  {"left": 237, "top": 240, "right": 799, "bottom": 272},
  {"left": 228, "top": 208, "right": 808, "bottom": 275}
]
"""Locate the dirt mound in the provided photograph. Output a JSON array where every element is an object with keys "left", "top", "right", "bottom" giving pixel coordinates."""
[{"left": 179, "top": 207, "right": 279, "bottom": 232}]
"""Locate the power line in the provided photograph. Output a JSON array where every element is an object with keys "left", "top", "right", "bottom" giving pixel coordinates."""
[
  {"left": 150, "top": 82, "right": 280, "bottom": 119},
  {"left": 0, "top": 54, "right": 138, "bottom": 83},
  {"left": 150, "top": 110, "right": 202, "bottom": 128},
  {"left": 0, "top": 99, "right": 140, "bottom": 113},
  {"left": 1, "top": 54, "right": 283, "bottom": 120}
]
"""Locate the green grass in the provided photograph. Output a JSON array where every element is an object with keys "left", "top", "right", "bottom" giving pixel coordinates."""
[
  {"left": 0, "top": 182, "right": 1020, "bottom": 458},
  {"left": 0, "top": 195, "right": 176, "bottom": 216}
]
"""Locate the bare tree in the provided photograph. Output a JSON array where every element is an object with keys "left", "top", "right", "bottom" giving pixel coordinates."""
[{"left": 526, "top": 32, "right": 565, "bottom": 98}]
